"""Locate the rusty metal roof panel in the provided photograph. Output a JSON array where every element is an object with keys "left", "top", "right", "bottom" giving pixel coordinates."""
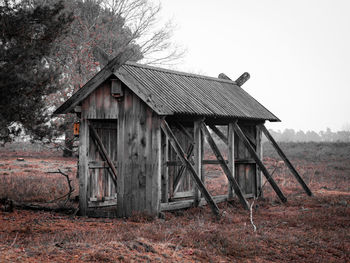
[{"left": 117, "top": 62, "right": 280, "bottom": 121}]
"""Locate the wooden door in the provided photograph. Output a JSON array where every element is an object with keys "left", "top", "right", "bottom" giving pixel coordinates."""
[{"left": 87, "top": 120, "right": 118, "bottom": 207}]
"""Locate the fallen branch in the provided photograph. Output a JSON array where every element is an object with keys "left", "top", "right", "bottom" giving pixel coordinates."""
[
  {"left": 47, "top": 169, "right": 74, "bottom": 204},
  {"left": 12, "top": 201, "right": 77, "bottom": 214}
]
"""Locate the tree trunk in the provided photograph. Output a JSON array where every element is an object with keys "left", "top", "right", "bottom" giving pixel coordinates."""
[{"left": 63, "top": 120, "right": 74, "bottom": 157}]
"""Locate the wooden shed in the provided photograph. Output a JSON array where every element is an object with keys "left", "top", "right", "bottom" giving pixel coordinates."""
[{"left": 54, "top": 58, "right": 311, "bottom": 218}]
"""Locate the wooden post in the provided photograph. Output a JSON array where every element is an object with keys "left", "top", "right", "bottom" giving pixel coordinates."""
[
  {"left": 259, "top": 124, "right": 313, "bottom": 196},
  {"left": 160, "top": 120, "right": 220, "bottom": 217},
  {"left": 78, "top": 119, "right": 89, "bottom": 216},
  {"left": 256, "top": 125, "right": 263, "bottom": 197},
  {"left": 201, "top": 122, "right": 250, "bottom": 210},
  {"left": 152, "top": 120, "right": 162, "bottom": 215},
  {"left": 194, "top": 120, "right": 203, "bottom": 204},
  {"left": 161, "top": 132, "right": 169, "bottom": 203},
  {"left": 235, "top": 72, "right": 250, "bottom": 87},
  {"left": 228, "top": 123, "right": 235, "bottom": 199},
  {"left": 233, "top": 122, "right": 287, "bottom": 203}
]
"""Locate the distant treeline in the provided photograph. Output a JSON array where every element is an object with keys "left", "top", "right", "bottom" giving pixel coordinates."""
[{"left": 267, "top": 128, "right": 350, "bottom": 142}]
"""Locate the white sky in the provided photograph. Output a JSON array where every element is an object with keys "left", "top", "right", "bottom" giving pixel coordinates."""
[{"left": 157, "top": 0, "right": 350, "bottom": 132}]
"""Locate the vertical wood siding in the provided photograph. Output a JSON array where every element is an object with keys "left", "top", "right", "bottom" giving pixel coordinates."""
[
  {"left": 81, "top": 79, "right": 161, "bottom": 217},
  {"left": 82, "top": 80, "right": 119, "bottom": 119},
  {"left": 116, "top": 87, "right": 161, "bottom": 217}
]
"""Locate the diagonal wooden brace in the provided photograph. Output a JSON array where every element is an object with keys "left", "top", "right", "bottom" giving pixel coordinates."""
[
  {"left": 201, "top": 122, "right": 250, "bottom": 210},
  {"left": 160, "top": 120, "right": 220, "bottom": 216},
  {"left": 88, "top": 122, "right": 118, "bottom": 186},
  {"left": 173, "top": 143, "right": 194, "bottom": 194},
  {"left": 259, "top": 124, "right": 313, "bottom": 196},
  {"left": 233, "top": 122, "right": 287, "bottom": 203},
  {"left": 209, "top": 124, "right": 256, "bottom": 148},
  {"left": 209, "top": 125, "right": 228, "bottom": 145}
]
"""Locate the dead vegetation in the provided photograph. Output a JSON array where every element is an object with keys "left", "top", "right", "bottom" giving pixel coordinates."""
[{"left": 0, "top": 142, "right": 349, "bottom": 262}]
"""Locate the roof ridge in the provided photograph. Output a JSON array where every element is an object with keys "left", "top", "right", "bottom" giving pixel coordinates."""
[{"left": 122, "top": 61, "right": 237, "bottom": 85}]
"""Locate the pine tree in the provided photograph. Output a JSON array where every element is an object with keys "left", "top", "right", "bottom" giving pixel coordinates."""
[{"left": 0, "top": 0, "right": 72, "bottom": 143}]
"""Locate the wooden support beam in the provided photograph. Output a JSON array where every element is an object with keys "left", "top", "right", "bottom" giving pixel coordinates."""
[
  {"left": 243, "top": 131, "right": 257, "bottom": 148},
  {"left": 259, "top": 124, "right": 313, "bottom": 196},
  {"left": 78, "top": 119, "right": 88, "bottom": 216},
  {"left": 233, "top": 122, "right": 287, "bottom": 203},
  {"left": 161, "top": 133, "right": 169, "bottom": 203},
  {"left": 173, "top": 143, "right": 194, "bottom": 193},
  {"left": 235, "top": 72, "right": 250, "bottom": 87},
  {"left": 194, "top": 120, "right": 203, "bottom": 204},
  {"left": 201, "top": 122, "right": 250, "bottom": 210},
  {"left": 228, "top": 123, "right": 235, "bottom": 199},
  {"left": 256, "top": 125, "right": 263, "bottom": 197},
  {"left": 161, "top": 195, "right": 229, "bottom": 211},
  {"left": 88, "top": 122, "right": 118, "bottom": 185},
  {"left": 160, "top": 119, "right": 220, "bottom": 217},
  {"left": 209, "top": 125, "right": 228, "bottom": 145},
  {"left": 202, "top": 159, "right": 255, "bottom": 165},
  {"left": 172, "top": 190, "right": 196, "bottom": 200},
  {"left": 160, "top": 193, "right": 258, "bottom": 212},
  {"left": 88, "top": 160, "right": 118, "bottom": 169},
  {"left": 209, "top": 124, "right": 256, "bottom": 148},
  {"left": 218, "top": 73, "right": 232, "bottom": 81}
]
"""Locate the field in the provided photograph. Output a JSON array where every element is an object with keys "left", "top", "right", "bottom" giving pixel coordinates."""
[{"left": 0, "top": 142, "right": 349, "bottom": 262}]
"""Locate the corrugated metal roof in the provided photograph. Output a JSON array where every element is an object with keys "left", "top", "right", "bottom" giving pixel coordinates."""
[{"left": 116, "top": 62, "right": 280, "bottom": 121}]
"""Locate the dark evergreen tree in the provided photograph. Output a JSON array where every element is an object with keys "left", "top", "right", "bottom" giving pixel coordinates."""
[{"left": 0, "top": 0, "right": 72, "bottom": 144}]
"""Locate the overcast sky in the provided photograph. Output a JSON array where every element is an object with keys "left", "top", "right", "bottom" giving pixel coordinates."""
[{"left": 157, "top": 0, "right": 350, "bottom": 132}]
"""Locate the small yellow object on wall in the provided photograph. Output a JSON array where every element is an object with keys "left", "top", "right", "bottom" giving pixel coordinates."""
[{"left": 73, "top": 122, "right": 80, "bottom": 136}]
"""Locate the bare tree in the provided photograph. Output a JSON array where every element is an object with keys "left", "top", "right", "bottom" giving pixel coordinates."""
[{"left": 27, "top": 0, "right": 184, "bottom": 155}]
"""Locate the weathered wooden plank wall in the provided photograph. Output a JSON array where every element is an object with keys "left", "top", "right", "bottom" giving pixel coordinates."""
[
  {"left": 115, "top": 86, "right": 161, "bottom": 217},
  {"left": 81, "top": 80, "right": 119, "bottom": 119},
  {"left": 80, "top": 79, "right": 161, "bottom": 217}
]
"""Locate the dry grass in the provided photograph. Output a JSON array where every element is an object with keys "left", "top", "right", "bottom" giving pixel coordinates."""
[{"left": 0, "top": 142, "right": 349, "bottom": 262}]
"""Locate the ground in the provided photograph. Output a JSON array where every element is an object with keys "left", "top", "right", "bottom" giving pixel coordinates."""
[{"left": 0, "top": 142, "right": 349, "bottom": 262}]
